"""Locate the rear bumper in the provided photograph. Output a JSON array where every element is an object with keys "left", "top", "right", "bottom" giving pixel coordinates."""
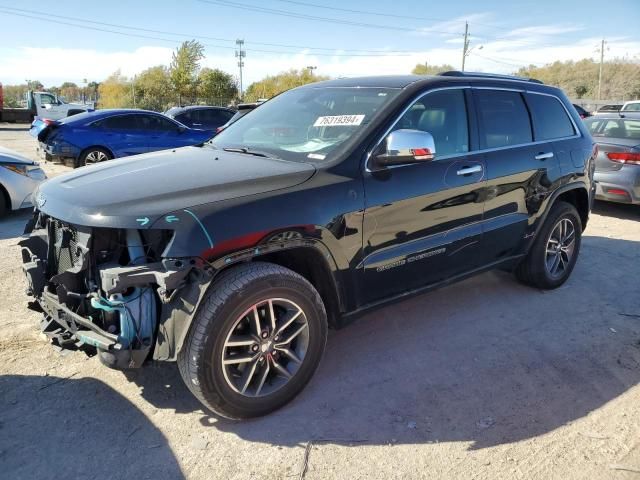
[
  {"left": 594, "top": 167, "right": 640, "bottom": 204},
  {"left": 37, "top": 141, "right": 79, "bottom": 163}
]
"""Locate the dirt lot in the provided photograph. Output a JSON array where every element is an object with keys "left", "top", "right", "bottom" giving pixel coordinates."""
[{"left": 0, "top": 123, "right": 639, "bottom": 480}]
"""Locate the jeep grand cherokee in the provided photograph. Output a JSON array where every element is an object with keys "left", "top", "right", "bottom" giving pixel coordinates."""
[{"left": 21, "top": 72, "right": 596, "bottom": 418}]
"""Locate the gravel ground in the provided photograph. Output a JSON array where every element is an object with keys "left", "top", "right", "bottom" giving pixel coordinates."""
[{"left": 0, "top": 123, "right": 639, "bottom": 480}]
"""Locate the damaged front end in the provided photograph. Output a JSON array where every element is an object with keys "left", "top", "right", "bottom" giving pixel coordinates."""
[{"left": 20, "top": 212, "right": 212, "bottom": 369}]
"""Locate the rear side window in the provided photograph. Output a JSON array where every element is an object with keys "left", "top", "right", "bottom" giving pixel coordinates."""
[
  {"left": 526, "top": 93, "right": 575, "bottom": 140},
  {"left": 475, "top": 90, "right": 532, "bottom": 148},
  {"left": 394, "top": 89, "right": 469, "bottom": 156},
  {"left": 174, "top": 112, "right": 191, "bottom": 124},
  {"left": 97, "top": 114, "right": 141, "bottom": 130}
]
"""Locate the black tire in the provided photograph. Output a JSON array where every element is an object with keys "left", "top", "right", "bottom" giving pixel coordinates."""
[
  {"left": 77, "top": 147, "right": 112, "bottom": 167},
  {"left": 516, "top": 201, "right": 582, "bottom": 289},
  {"left": 178, "top": 262, "right": 328, "bottom": 419},
  {"left": 0, "top": 187, "right": 8, "bottom": 218}
]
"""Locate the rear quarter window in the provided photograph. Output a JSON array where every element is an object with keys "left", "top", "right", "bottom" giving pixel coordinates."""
[{"left": 526, "top": 93, "right": 575, "bottom": 140}]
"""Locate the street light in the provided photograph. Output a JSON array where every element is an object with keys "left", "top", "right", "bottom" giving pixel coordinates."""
[{"left": 307, "top": 66, "right": 317, "bottom": 75}]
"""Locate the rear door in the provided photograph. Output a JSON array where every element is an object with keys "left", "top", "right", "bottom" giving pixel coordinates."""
[
  {"left": 141, "top": 114, "right": 189, "bottom": 151},
  {"left": 474, "top": 88, "right": 559, "bottom": 264},
  {"left": 360, "top": 87, "right": 487, "bottom": 304},
  {"left": 98, "top": 114, "right": 150, "bottom": 157}
]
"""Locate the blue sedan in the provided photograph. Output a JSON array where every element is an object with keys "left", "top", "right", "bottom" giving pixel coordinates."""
[{"left": 32, "top": 109, "right": 214, "bottom": 167}]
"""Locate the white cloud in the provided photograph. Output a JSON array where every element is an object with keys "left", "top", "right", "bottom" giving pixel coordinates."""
[{"left": 0, "top": 29, "right": 638, "bottom": 90}]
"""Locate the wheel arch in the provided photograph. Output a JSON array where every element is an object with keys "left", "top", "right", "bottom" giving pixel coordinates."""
[
  {"left": 537, "top": 182, "right": 590, "bottom": 234},
  {"left": 0, "top": 182, "right": 12, "bottom": 212}
]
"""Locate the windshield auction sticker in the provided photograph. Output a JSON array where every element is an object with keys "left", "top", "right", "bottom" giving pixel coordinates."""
[{"left": 314, "top": 115, "right": 365, "bottom": 127}]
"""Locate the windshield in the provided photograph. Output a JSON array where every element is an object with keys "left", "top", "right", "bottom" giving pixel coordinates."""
[{"left": 210, "top": 86, "right": 400, "bottom": 162}]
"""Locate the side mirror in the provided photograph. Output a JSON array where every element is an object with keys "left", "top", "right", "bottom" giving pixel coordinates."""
[
  {"left": 177, "top": 126, "right": 187, "bottom": 133},
  {"left": 372, "top": 129, "right": 436, "bottom": 169}
]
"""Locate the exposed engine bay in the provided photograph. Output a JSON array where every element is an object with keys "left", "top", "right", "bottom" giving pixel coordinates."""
[{"left": 20, "top": 211, "right": 211, "bottom": 369}]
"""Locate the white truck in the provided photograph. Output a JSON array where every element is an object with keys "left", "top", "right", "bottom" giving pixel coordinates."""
[{"left": 0, "top": 84, "right": 94, "bottom": 123}]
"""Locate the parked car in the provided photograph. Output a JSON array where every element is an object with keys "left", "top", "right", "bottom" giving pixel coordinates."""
[
  {"left": 32, "top": 109, "right": 213, "bottom": 167},
  {"left": 164, "top": 105, "right": 235, "bottom": 131},
  {"left": 0, "top": 146, "right": 46, "bottom": 216},
  {"left": 20, "top": 72, "right": 595, "bottom": 419},
  {"left": 621, "top": 100, "right": 640, "bottom": 112},
  {"left": 216, "top": 101, "right": 264, "bottom": 133},
  {"left": 585, "top": 114, "right": 640, "bottom": 204},
  {"left": 573, "top": 104, "right": 591, "bottom": 119},
  {"left": 595, "top": 104, "right": 623, "bottom": 114}
]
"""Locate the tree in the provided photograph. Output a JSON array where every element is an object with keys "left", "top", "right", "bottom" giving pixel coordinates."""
[
  {"left": 412, "top": 62, "right": 456, "bottom": 75},
  {"left": 244, "top": 69, "right": 329, "bottom": 102},
  {"left": 197, "top": 68, "right": 238, "bottom": 105},
  {"left": 170, "top": 40, "right": 205, "bottom": 105},
  {"left": 59, "top": 82, "right": 80, "bottom": 102},
  {"left": 134, "top": 66, "right": 172, "bottom": 111},
  {"left": 516, "top": 58, "right": 640, "bottom": 100},
  {"left": 97, "top": 70, "right": 132, "bottom": 108}
]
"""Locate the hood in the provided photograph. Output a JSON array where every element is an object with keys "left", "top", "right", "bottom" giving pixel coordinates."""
[
  {"left": 0, "top": 146, "right": 38, "bottom": 165},
  {"left": 36, "top": 146, "right": 315, "bottom": 228}
]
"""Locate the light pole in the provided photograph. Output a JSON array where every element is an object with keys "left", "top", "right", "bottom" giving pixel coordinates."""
[
  {"left": 235, "top": 39, "right": 246, "bottom": 99},
  {"left": 307, "top": 65, "right": 317, "bottom": 76}
]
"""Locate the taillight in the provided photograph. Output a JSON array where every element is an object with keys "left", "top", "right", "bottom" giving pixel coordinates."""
[
  {"left": 606, "top": 152, "right": 640, "bottom": 165},
  {"left": 42, "top": 118, "right": 57, "bottom": 126}
]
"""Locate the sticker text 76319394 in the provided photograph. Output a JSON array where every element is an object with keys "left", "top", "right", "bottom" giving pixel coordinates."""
[{"left": 314, "top": 115, "right": 365, "bottom": 127}]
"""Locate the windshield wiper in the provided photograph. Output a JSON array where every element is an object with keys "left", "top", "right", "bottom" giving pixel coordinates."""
[{"left": 222, "top": 147, "right": 272, "bottom": 158}]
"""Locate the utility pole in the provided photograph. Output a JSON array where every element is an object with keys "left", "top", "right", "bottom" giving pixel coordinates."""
[
  {"left": 307, "top": 65, "right": 317, "bottom": 76},
  {"left": 597, "top": 38, "right": 607, "bottom": 101},
  {"left": 461, "top": 21, "right": 470, "bottom": 72},
  {"left": 235, "top": 39, "right": 246, "bottom": 99}
]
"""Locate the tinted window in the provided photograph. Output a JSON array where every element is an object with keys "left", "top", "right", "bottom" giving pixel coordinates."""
[
  {"left": 527, "top": 94, "right": 575, "bottom": 140},
  {"left": 476, "top": 90, "right": 532, "bottom": 148},
  {"left": 174, "top": 112, "right": 191, "bottom": 124},
  {"left": 140, "top": 115, "right": 180, "bottom": 132},
  {"left": 98, "top": 114, "right": 141, "bottom": 130},
  {"left": 394, "top": 89, "right": 469, "bottom": 156}
]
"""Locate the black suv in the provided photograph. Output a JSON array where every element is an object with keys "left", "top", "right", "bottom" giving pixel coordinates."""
[
  {"left": 164, "top": 105, "right": 235, "bottom": 130},
  {"left": 21, "top": 72, "right": 596, "bottom": 419}
]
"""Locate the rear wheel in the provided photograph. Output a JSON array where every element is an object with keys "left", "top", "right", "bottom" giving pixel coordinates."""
[
  {"left": 178, "top": 262, "right": 328, "bottom": 419},
  {"left": 0, "top": 188, "right": 8, "bottom": 217},
  {"left": 516, "top": 201, "right": 582, "bottom": 289},
  {"left": 78, "top": 147, "right": 112, "bottom": 167}
]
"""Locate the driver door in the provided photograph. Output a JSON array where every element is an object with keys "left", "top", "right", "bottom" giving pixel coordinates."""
[{"left": 360, "top": 88, "right": 486, "bottom": 304}]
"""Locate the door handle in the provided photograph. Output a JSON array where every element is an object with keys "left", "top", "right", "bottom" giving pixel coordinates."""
[
  {"left": 535, "top": 152, "right": 554, "bottom": 161},
  {"left": 456, "top": 165, "right": 483, "bottom": 176}
]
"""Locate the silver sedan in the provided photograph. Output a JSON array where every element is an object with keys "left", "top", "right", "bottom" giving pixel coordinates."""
[
  {"left": 585, "top": 115, "right": 640, "bottom": 205},
  {"left": 0, "top": 146, "right": 47, "bottom": 216}
]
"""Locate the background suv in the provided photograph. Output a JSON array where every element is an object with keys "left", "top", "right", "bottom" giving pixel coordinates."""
[{"left": 21, "top": 72, "right": 595, "bottom": 419}]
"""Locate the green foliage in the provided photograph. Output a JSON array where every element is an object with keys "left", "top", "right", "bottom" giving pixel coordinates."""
[
  {"left": 170, "top": 40, "right": 205, "bottom": 105},
  {"left": 244, "top": 69, "right": 329, "bottom": 102},
  {"left": 412, "top": 62, "right": 456, "bottom": 75},
  {"left": 516, "top": 58, "right": 640, "bottom": 100},
  {"left": 97, "top": 70, "right": 133, "bottom": 109},
  {"left": 134, "top": 65, "right": 172, "bottom": 111},
  {"left": 197, "top": 68, "right": 238, "bottom": 106},
  {"left": 2, "top": 84, "right": 29, "bottom": 108}
]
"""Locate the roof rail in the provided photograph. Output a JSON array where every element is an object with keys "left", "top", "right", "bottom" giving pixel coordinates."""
[{"left": 437, "top": 71, "right": 543, "bottom": 84}]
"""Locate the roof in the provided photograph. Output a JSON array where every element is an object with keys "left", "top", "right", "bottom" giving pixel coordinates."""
[{"left": 166, "top": 105, "right": 234, "bottom": 112}]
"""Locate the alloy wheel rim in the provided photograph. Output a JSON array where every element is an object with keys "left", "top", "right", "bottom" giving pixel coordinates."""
[
  {"left": 221, "top": 298, "right": 310, "bottom": 397},
  {"left": 85, "top": 150, "right": 107, "bottom": 163},
  {"left": 545, "top": 218, "right": 576, "bottom": 279}
]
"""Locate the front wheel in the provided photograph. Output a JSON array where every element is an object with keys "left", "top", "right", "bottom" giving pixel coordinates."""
[
  {"left": 178, "top": 262, "right": 328, "bottom": 419},
  {"left": 516, "top": 201, "right": 582, "bottom": 289}
]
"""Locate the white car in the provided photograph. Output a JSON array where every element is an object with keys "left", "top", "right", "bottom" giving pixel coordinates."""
[
  {"left": 0, "top": 146, "right": 47, "bottom": 216},
  {"left": 621, "top": 100, "right": 640, "bottom": 112}
]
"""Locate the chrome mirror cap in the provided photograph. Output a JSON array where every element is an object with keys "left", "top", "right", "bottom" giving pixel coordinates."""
[{"left": 373, "top": 129, "right": 436, "bottom": 168}]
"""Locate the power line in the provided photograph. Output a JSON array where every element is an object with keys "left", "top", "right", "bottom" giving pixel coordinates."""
[
  {"left": 0, "top": 9, "right": 412, "bottom": 57},
  {"left": 0, "top": 5, "right": 418, "bottom": 54},
  {"left": 197, "top": 0, "right": 463, "bottom": 36}
]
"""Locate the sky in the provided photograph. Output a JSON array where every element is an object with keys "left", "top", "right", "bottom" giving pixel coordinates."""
[{"left": 0, "top": 0, "right": 639, "bottom": 89}]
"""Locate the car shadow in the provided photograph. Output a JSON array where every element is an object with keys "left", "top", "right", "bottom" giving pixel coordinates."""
[
  {"left": 592, "top": 200, "right": 639, "bottom": 220},
  {"left": 0, "top": 374, "right": 184, "bottom": 480},
  {"left": 0, "top": 126, "right": 30, "bottom": 132},
  {"left": 0, "top": 209, "right": 31, "bottom": 241},
  {"left": 125, "top": 234, "right": 640, "bottom": 451}
]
